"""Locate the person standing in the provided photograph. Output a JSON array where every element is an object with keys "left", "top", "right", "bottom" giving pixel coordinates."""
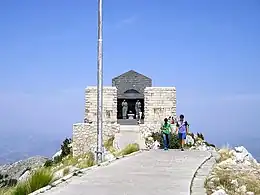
[
  {"left": 135, "top": 100, "right": 141, "bottom": 120},
  {"left": 161, "top": 118, "right": 172, "bottom": 150},
  {"left": 176, "top": 114, "right": 189, "bottom": 151},
  {"left": 122, "top": 100, "right": 128, "bottom": 119}
]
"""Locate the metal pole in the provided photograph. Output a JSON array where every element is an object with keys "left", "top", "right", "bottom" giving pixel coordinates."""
[{"left": 96, "top": 0, "right": 103, "bottom": 164}]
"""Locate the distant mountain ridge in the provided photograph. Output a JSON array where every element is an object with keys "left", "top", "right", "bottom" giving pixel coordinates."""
[
  {"left": 0, "top": 136, "right": 62, "bottom": 165},
  {"left": 0, "top": 130, "right": 259, "bottom": 165},
  {"left": 0, "top": 142, "right": 259, "bottom": 165}
]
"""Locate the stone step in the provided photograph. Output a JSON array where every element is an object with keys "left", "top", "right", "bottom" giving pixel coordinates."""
[
  {"left": 120, "top": 125, "right": 140, "bottom": 132},
  {"left": 115, "top": 132, "right": 140, "bottom": 149},
  {"left": 114, "top": 125, "right": 146, "bottom": 150}
]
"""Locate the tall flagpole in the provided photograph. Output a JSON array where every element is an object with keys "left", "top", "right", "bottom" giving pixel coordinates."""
[{"left": 96, "top": 0, "right": 103, "bottom": 164}]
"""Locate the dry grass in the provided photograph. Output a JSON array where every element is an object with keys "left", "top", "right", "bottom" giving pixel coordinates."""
[
  {"left": 205, "top": 169, "right": 236, "bottom": 194},
  {"left": 118, "top": 143, "right": 139, "bottom": 156},
  {"left": 62, "top": 167, "right": 70, "bottom": 176},
  {"left": 205, "top": 168, "right": 260, "bottom": 195},
  {"left": 104, "top": 136, "right": 114, "bottom": 149},
  {"left": 104, "top": 136, "right": 117, "bottom": 155},
  {"left": 216, "top": 146, "right": 233, "bottom": 163},
  {"left": 59, "top": 154, "right": 78, "bottom": 167},
  {"left": 53, "top": 151, "right": 95, "bottom": 171},
  {"left": 76, "top": 152, "right": 95, "bottom": 169},
  {"left": 11, "top": 168, "right": 53, "bottom": 195},
  {"left": 205, "top": 145, "right": 260, "bottom": 195},
  {"left": 0, "top": 188, "right": 12, "bottom": 195}
]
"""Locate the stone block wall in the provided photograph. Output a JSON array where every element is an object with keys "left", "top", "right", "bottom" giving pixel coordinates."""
[
  {"left": 84, "top": 86, "right": 117, "bottom": 123},
  {"left": 144, "top": 87, "right": 176, "bottom": 124},
  {"left": 73, "top": 123, "right": 120, "bottom": 156},
  {"left": 139, "top": 123, "right": 161, "bottom": 137}
]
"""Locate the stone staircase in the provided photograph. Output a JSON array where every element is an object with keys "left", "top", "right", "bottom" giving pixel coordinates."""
[{"left": 114, "top": 125, "right": 146, "bottom": 150}]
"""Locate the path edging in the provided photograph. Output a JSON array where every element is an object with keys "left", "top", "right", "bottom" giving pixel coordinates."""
[
  {"left": 29, "top": 150, "right": 144, "bottom": 195},
  {"left": 189, "top": 150, "right": 213, "bottom": 195}
]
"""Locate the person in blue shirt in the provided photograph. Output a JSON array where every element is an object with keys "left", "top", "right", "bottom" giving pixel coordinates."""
[{"left": 176, "top": 114, "right": 189, "bottom": 151}]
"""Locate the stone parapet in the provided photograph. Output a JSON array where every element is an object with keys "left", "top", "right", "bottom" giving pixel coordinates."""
[
  {"left": 139, "top": 123, "right": 161, "bottom": 138},
  {"left": 72, "top": 122, "right": 120, "bottom": 157},
  {"left": 144, "top": 87, "right": 176, "bottom": 123},
  {"left": 139, "top": 123, "right": 177, "bottom": 137},
  {"left": 84, "top": 86, "right": 117, "bottom": 123}
]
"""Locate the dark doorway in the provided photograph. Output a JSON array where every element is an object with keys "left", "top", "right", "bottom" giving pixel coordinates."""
[{"left": 117, "top": 98, "right": 144, "bottom": 119}]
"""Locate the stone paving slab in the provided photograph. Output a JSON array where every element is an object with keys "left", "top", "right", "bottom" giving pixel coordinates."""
[{"left": 44, "top": 150, "right": 210, "bottom": 195}]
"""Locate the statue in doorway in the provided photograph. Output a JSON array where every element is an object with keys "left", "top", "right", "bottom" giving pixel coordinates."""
[
  {"left": 135, "top": 100, "right": 142, "bottom": 120},
  {"left": 122, "top": 100, "right": 128, "bottom": 119}
]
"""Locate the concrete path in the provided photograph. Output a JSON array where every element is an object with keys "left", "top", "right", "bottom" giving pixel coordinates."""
[{"left": 44, "top": 150, "right": 211, "bottom": 195}]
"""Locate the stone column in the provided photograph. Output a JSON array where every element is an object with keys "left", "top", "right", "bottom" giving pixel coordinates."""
[{"left": 84, "top": 86, "right": 117, "bottom": 123}]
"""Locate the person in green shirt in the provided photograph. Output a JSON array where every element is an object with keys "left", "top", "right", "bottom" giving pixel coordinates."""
[{"left": 161, "top": 118, "right": 172, "bottom": 150}]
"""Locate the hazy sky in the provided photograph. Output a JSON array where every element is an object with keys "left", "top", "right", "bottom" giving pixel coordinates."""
[{"left": 0, "top": 0, "right": 260, "bottom": 161}]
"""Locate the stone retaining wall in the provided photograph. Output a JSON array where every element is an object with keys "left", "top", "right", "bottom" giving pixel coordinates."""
[
  {"left": 72, "top": 123, "right": 120, "bottom": 156},
  {"left": 139, "top": 123, "right": 161, "bottom": 137}
]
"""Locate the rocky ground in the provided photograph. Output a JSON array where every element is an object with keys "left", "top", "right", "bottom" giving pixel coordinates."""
[
  {"left": 0, "top": 156, "right": 48, "bottom": 188},
  {"left": 205, "top": 146, "right": 260, "bottom": 195}
]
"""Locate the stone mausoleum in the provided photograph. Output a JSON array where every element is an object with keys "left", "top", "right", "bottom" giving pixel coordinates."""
[{"left": 72, "top": 70, "right": 176, "bottom": 156}]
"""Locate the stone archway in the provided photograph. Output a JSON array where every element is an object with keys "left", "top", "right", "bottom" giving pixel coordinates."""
[{"left": 117, "top": 89, "right": 144, "bottom": 123}]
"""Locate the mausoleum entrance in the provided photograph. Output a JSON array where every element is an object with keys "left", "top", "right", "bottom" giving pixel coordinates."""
[{"left": 117, "top": 98, "right": 144, "bottom": 120}]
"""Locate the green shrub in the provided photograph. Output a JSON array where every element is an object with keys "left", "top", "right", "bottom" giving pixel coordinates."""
[
  {"left": 12, "top": 168, "right": 53, "bottom": 195},
  {"left": 43, "top": 160, "right": 53, "bottom": 167},
  {"left": 53, "top": 155, "right": 62, "bottom": 164},
  {"left": 12, "top": 182, "right": 28, "bottom": 195},
  {"left": 119, "top": 143, "right": 139, "bottom": 156},
  {"left": 27, "top": 168, "right": 53, "bottom": 193},
  {"left": 151, "top": 132, "right": 181, "bottom": 149},
  {"left": 43, "top": 138, "right": 72, "bottom": 168},
  {"left": 197, "top": 133, "right": 204, "bottom": 140},
  {"left": 204, "top": 141, "right": 215, "bottom": 148},
  {"left": 61, "top": 138, "right": 72, "bottom": 157},
  {"left": 189, "top": 132, "right": 195, "bottom": 140}
]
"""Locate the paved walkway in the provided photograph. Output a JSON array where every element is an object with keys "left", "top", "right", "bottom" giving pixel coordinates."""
[{"left": 44, "top": 150, "right": 211, "bottom": 195}]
